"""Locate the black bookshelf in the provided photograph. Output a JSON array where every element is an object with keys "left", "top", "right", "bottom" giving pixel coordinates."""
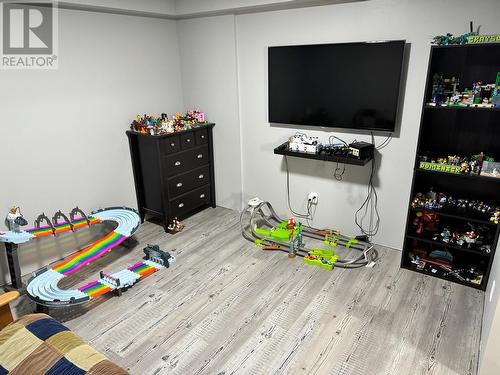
[
  {"left": 402, "top": 43, "right": 500, "bottom": 290},
  {"left": 274, "top": 142, "right": 372, "bottom": 166}
]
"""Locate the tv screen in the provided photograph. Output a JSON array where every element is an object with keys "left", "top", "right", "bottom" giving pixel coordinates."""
[{"left": 268, "top": 40, "right": 405, "bottom": 132}]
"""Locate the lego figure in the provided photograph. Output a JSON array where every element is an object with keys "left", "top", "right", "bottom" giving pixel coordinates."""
[
  {"left": 440, "top": 227, "right": 451, "bottom": 243},
  {"left": 6, "top": 206, "right": 27, "bottom": 233},
  {"left": 472, "top": 81, "right": 483, "bottom": 104},
  {"left": 426, "top": 187, "right": 437, "bottom": 201}
]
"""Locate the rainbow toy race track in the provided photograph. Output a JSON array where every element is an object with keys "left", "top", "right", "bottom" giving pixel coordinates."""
[{"left": 1, "top": 207, "right": 176, "bottom": 308}]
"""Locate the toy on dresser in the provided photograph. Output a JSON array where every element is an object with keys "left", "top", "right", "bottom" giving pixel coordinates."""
[{"left": 130, "top": 110, "right": 208, "bottom": 136}]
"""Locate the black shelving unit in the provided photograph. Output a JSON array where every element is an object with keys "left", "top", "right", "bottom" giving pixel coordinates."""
[
  {"left": 274, "top": 142, "right": 372, "bottom": 166},
  {"left": 402, "top": 43, "right": 500, "bottom": 290}
]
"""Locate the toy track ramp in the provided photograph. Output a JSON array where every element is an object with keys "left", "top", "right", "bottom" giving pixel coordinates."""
[{"left": 27, "top": 207, "right": 141, "bottom": 307}]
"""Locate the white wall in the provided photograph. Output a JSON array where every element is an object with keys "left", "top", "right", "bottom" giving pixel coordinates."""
[
  {"left": 481, "top": 303, "right": 500, "bottom": 374},
  {"left": 481, "top": 241, "right": 500, "bottom": 371},
  {"left": 0, "top": 9, "right": 184, "bottom": 283},
  {"left": 177, "top": 15, "right": 243, "bottom": 210},
  {"left": 234, "top": 0, "right": 500, "bottom": 249}
]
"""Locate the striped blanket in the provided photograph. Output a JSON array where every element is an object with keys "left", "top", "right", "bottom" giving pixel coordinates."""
[{"left": 0, "top": 314, "right": 127, "bottom": 374}]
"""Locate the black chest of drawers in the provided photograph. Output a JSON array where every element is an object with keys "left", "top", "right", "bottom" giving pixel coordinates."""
[{"left": 126, "top": 124, "right": 216, "bottom": 230}]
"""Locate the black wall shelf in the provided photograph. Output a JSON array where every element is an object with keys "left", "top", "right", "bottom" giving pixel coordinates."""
[
  {"left": 274, "top": 142, "right": 372, "bottom": 166},
  {"left": 424, "top": 105, "right": 500, "bottom": 112},
  {"left": 401, "top": 264, "right": 483, "bottom": 290},
  {"left": 402, "top": 44, "right": 500, "bottom": 290}
]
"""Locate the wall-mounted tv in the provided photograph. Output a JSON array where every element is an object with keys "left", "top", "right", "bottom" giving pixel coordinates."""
[{"left": 268, "top": 40, "right": 406, "bottom": 132}]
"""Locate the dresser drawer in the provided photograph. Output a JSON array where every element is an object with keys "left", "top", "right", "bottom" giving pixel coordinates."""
[
  {"left": 196, "top": 128, "right": 208, "bottom": 145},
  {"left": 164, "top": 145, "right": 209, "bottom": 177},
  {"left": 170, "top": 185, "right": 211, "bottom": 217},
  {"left": 180, "top": 132, "right": 196, "bottom": 150},
  {"left": 160, "top": 135, "right": 180, "bottom": 155},
  {"left": 167, "top": 165, "right": 210, "bottom": 198}
]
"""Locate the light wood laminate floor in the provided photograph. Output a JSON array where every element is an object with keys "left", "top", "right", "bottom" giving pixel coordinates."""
[{"left": 12, "top": 207, "right": 483, "bottom": 375}]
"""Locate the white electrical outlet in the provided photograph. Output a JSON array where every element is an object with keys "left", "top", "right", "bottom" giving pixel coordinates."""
[{"left": 308, "top": 192, "right": 318, "bottom": 204}]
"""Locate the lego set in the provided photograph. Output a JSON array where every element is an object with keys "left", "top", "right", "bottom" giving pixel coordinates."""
[{"left": 241, "top": 198, "right": 376, "bottom": 270}]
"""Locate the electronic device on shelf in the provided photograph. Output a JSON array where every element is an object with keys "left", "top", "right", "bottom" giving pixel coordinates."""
[
  {"left": 349, "top": 141, "right": 374, "bottom": 159},
  {"left": 322, "top": 144, "right": 350, "bottom": 157},
  {"left": 288, "top": 134, "right": 321, "bottom": 154}
]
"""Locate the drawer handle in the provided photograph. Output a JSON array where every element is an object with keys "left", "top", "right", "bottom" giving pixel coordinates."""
[
  {"left": 199, "top": 174, "right": 204, "bottom": 179},
  {"left": 178, "top": 203, "right": 184, "bottom": 208},
  {"left": 170, "top": 142, "right": 175, "bottom": 147},
  {"left": 201, "top": 135, "right": 205, "bottom": 139},
  {"left": 176, "top": 182, "right": 183, "bottom": 188},
  {"left": 174, "top": 161, "right": 181, "bottom": 166},
  {"left": 186, "top": 138, "right": 191, "bottom": 143},
  {"left": 197, "top": 154, "right": 203, "bottom": 159},
  {"left": 200, "top": 194, "right": 205, "bottom": 199}
]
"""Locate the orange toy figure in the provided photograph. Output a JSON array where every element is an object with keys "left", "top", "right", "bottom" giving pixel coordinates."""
[{"left": 413, "top": 211, "right": 439, "bottom": 235}]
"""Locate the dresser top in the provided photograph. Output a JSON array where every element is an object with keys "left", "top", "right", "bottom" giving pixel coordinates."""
[{"left": 126, "top": 123, "right": 215, "bottom": 139}]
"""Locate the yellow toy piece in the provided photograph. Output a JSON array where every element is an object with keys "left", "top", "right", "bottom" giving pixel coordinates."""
[{"left": 324, "top": 233, "right": 338, "bottom": 248}]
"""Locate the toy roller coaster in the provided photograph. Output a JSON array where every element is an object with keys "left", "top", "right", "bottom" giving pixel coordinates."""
[
  {"left": 240, "top": 198, "right": 377, "bottom": 269},
  {"left": 0, "top": 206, "right": 175, "bottom": 308}
]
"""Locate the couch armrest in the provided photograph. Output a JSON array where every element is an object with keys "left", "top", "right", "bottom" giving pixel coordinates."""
[
  {"left": 0, "top": 291, "right": 20, "bottom": 330},
  {"left": 0, "top": 291, "right": 20, "bottom": 307}
]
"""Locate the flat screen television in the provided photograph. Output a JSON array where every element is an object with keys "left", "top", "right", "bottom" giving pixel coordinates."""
[{"left": 268, "top": 40, "right": 406, "bottom": 132}]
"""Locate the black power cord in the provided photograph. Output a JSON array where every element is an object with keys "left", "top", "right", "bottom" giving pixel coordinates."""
[
  {"left": 354, "top": 132, "right": 385, "bottom": 239},
  {"left": 333, "top": 161, "right": 346, "bottom": 180}
]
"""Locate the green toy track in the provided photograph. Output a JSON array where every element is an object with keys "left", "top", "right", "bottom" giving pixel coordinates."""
[{"left": 240, "top": 200, "right": 377, "bottom": 269}]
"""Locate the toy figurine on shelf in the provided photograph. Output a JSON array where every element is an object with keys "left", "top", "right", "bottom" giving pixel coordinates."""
[
  {"left": 426, "top": 187, "right": 437, "bottom": 201},
  {"left": 491, "top": 210, "right": 500, "bottom": 225},
  {"left": 492, "top": 72, "right": 500, "bottom": 108},
  {"left": 413, "top": 211, "right": 439, "bottom": 235},
  {"left": 440, "top": 227, "right": 451, "bottom": 243},
  {"left": 430, "top": 73, "right": 445, "bottom": 105},
  {"left": 431, "top": 23, "right": 479, "bottom": 46},
  {"left": 411, "top": 193, "right": 425, "bottom": 209},
  {"left": 464, "top": 231, "right": 478, "bottom": 248},
  {"left": 6, "top": 206, "right": 27, "bottom": 233},
  {"left": 472, "top": 81, "right": 483, "bottom": 104},
  {"left": 167, "top": 217, "right": 184, "bottom": 234},
  {"left": 465, "top": 267, "right": 483, "bottom": 285},
  {"left": 460, "top": 160, "right": 471, "bottom": 174}
]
